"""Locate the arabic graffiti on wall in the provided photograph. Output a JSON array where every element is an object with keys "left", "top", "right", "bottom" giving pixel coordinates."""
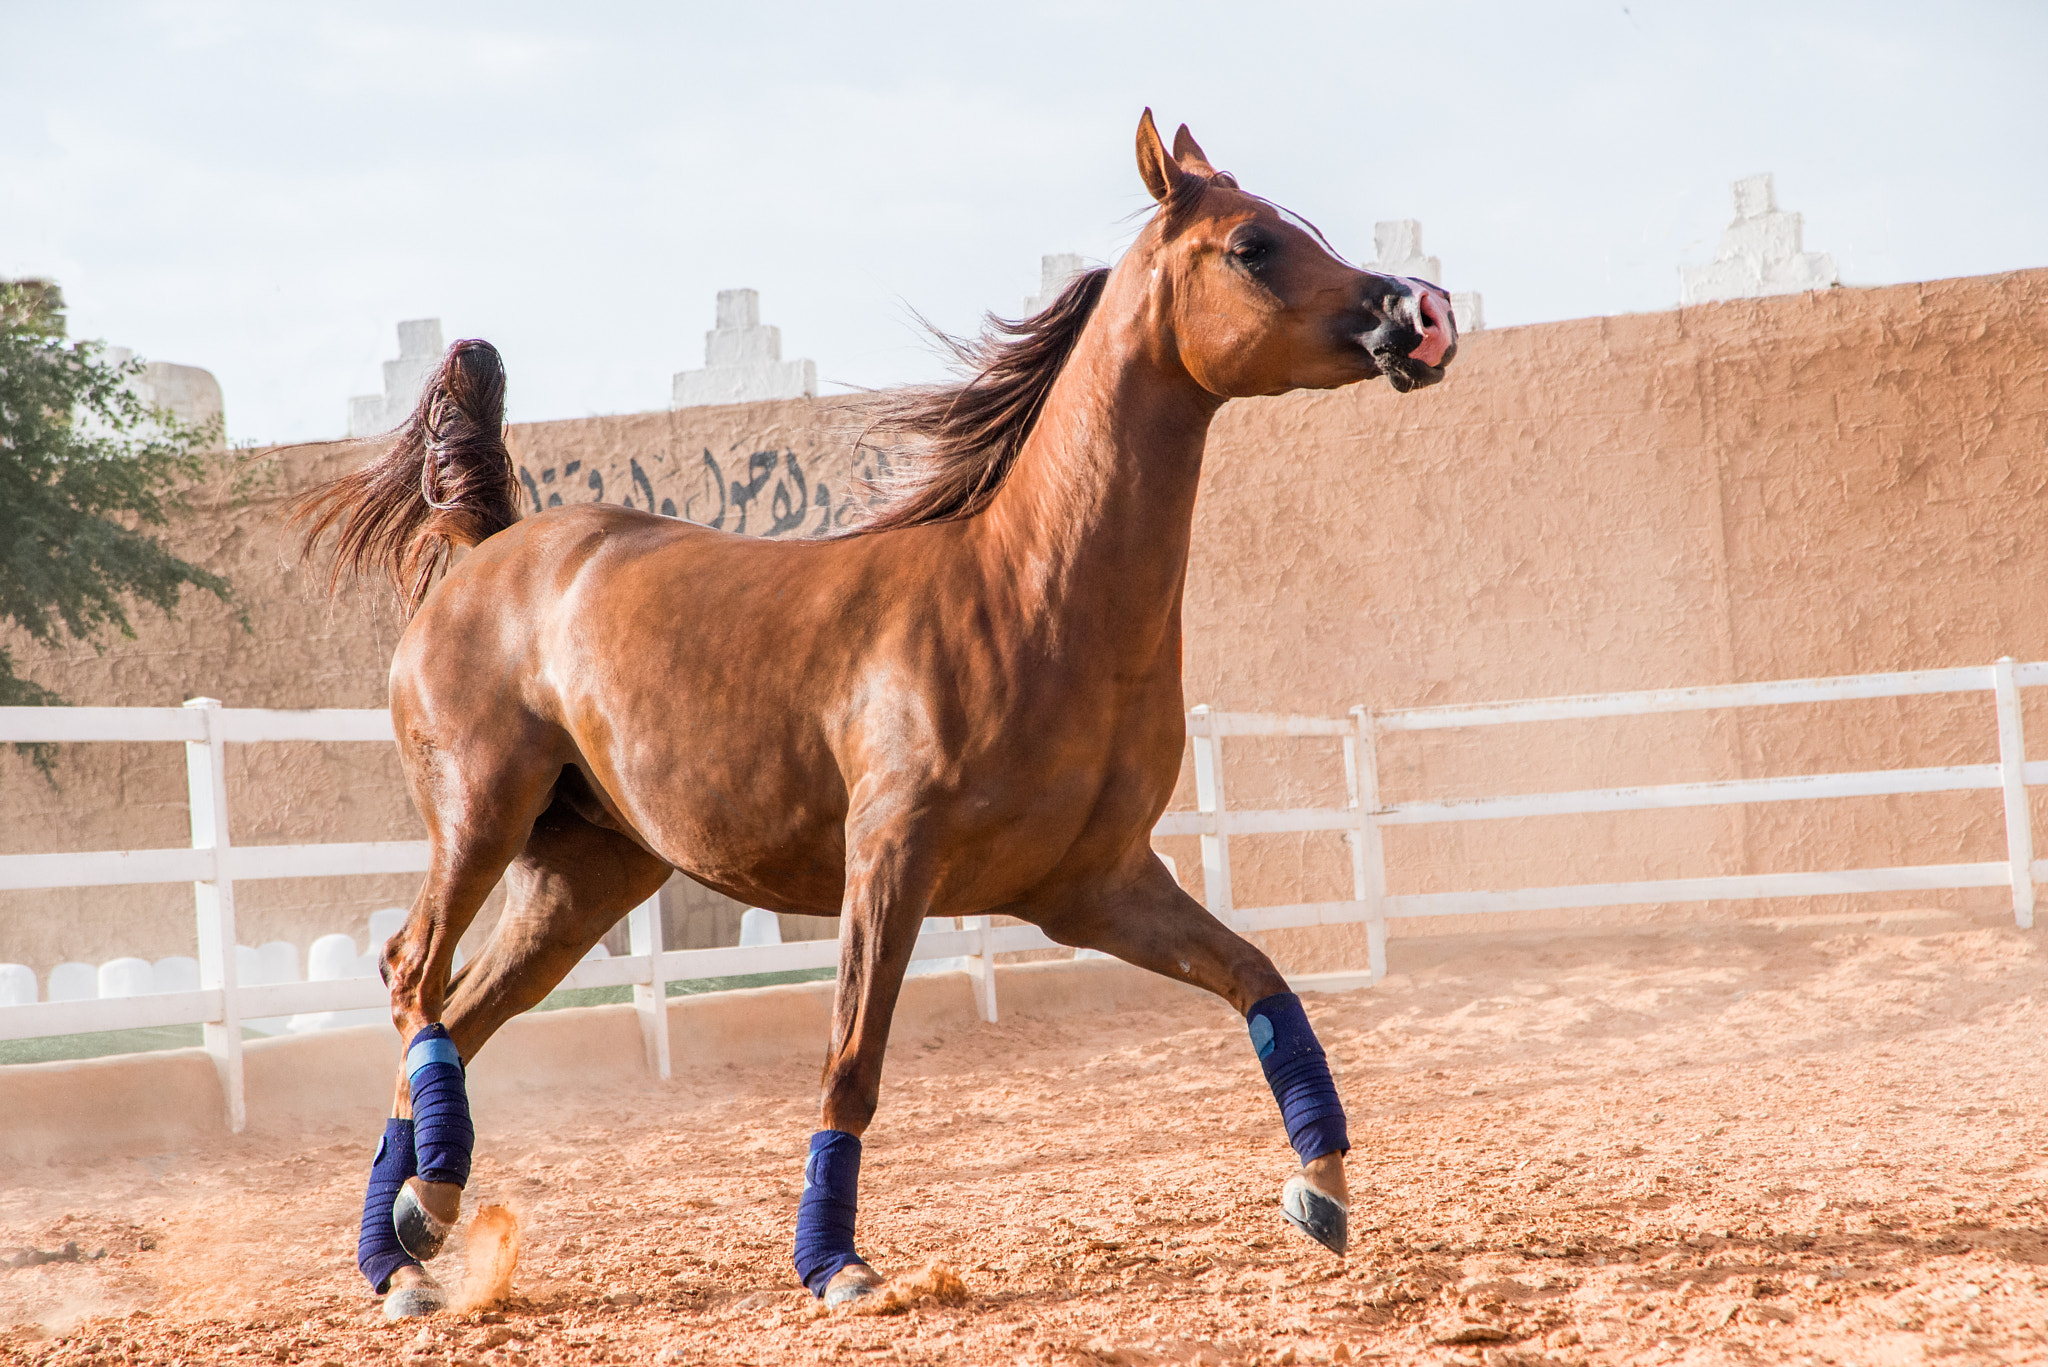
[{"left": 516, "top": 445, "right": 893, "bottom": 537}]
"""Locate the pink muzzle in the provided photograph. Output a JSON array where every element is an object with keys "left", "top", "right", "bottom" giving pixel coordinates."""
[{"left": 1406, "top": 285, "right": 1454, "bottom": 368}]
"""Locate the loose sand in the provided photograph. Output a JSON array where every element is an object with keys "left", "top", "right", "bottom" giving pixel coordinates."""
[{"left": 3, "top": 912, "right": 2045, "bottom": 1365}]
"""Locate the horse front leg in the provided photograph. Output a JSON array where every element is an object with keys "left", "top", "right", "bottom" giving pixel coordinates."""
[
  {"left": 796, "top": 837, "right": 932, "bottom": 1307},
  {"left": 1036, "top": 847, "right": 1353, "bottom": 1255}
]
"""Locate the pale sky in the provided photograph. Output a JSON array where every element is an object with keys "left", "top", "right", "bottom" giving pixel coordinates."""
[{"left": 3, "top": 1, "right": 2042, "bottom": 446}]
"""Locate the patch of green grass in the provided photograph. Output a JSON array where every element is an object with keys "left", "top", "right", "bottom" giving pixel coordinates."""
[
  {"left": 0, "top": 968, "right": 842, "bottom": 1067},
  {"left": 0, "top": 1024, "right": 266, "bottom": 1067},
  {"left": 531, "top": 966, "right": 835, "bottom": 1013}
]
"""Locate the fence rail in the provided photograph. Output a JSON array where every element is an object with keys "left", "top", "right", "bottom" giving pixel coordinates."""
[
  {"left": 1168, "top": 658, "right": 2040, "bottom": 978},
  {"left": 4, "top": 656, "right": 2041, "bottom": 1130},
  {"left": 0, "top": 697, "right": 1054, "bottom": 1127}
]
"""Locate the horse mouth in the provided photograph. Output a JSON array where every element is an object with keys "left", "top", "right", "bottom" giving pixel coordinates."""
[
  {"left": 1358, "top": 340, "right": 1448, "bottom": 393},
  {"left": 1352, "top": 325, "right": 1454, "bottom": 394},
  {"left": 1380, "top": 358, "right": 1448, "bottom": 393},
  {"left": 1353, "top": 282, "right": 1456, "bottom": 393}
]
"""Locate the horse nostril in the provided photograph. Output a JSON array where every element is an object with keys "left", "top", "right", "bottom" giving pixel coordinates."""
[{"left": 1403, "top": 289, "right": 1454, "bottom": 368}]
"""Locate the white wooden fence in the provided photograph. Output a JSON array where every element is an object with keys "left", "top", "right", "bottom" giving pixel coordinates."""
[
  {"left": 0, "top": 698, "right": 1060, "bottom": 1129},
  {"left": 1158, "top": 658, "right": 2042, "bottom": 987},
  {"left": 3, "top": 658, "right": 2041, "bottom": 1130}
]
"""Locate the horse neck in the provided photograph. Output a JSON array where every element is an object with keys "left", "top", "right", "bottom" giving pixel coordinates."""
[{"left": 974, "top": 286, "right": 1221, "bottom": 635}]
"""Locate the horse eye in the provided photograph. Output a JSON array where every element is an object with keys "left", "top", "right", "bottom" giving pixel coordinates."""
[{"left": 1230, "top": 238, "right": 1270, "bottom": 264}]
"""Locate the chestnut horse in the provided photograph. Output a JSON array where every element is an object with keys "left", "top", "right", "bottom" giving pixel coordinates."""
[{"left": 300, "top": 111, "right": 1456, "bottom": 1317}]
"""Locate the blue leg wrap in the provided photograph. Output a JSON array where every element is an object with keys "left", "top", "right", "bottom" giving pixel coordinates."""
[
  {"left": 406, "top": 1024, "right": 472, "bottom": 1188},
  {"left": 1248, "top": 992, "right": 1350, "bottom": 1165},
  {"left": 358, "top": 1118, "right": 420, "bottom": 1293},
  {"left": 792, "top": 1130, "right": 864, "bottom": 1297}
]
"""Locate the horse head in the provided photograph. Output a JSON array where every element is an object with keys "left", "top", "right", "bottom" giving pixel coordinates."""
[{"left": 1130, "top": 109, "right": 1456, "bottom": 398}]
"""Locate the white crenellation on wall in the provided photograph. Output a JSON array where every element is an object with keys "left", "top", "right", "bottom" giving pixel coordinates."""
[
  {"left": 1371, "top": 220, "right": 1484, "bottom": 333},
  {"left": 1448, "top": 291, "right": 1485, "bottom": 333},
  {"left": 348, "top": 318, "right": 445, "bottom": 438},
  {"left": 1022, "top": 253, "right": 1087, "bottom": 317},
  {"left": 1680, "top": 174, "right": 1839, "bottom": 305},
  {"left": 672, "top": 289, "right": 817, "bottom": 408},
  {"left": 105, "top": 348, "right": 225, "bottom": 436},
  {"left": 1372, "top": 220, "right": 1440, "bottom": 285}
]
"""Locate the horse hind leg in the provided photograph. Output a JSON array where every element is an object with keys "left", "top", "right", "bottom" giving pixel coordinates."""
[
  {"left": 442, "top": 799, "right": 674, "bottom": 1044},
  {"left": 376, "top": 798, "right": 672, "bottom": 1318},
  {"left": 356, "top": 737, "right": 557, "bottom": 1318}
]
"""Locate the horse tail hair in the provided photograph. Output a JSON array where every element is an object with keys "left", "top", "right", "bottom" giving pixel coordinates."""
[{"left": 293, "top": 339, "right": 520, "bottom": 617}]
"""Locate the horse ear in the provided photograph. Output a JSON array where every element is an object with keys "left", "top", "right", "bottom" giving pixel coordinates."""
[
  {"left": 1135, "top": 108, "right": 1187, "bottom": 204},
  {"left": 1171, "top": 125, "right": 1217, "bottom": 176}
]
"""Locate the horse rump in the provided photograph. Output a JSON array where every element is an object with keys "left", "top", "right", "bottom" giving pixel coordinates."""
[{"left": 293, "top": 339, "right": 520, "bottom": 616}]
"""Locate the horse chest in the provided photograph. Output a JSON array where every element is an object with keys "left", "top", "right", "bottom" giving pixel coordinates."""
[{"left": 923, "top": 697, "right": 1181, "bottom": 868}]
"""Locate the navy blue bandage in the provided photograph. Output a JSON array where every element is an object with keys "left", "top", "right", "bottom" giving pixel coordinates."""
[
  {"left": 358, "top": 1117, "right": 420, "bottom": 1293},
  {"left": 792, "top": 1129, "right": 864, "bottom": 1297},
  {"left": 1247, "top": 992, "right": 1350, "bottom": 1165},
  {"left": 406, "top": 1024, "right": 473, "bottom": 1188}
]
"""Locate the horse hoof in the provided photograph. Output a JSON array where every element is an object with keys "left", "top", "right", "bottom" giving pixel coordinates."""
[
  {"left": 823, "top": 1264, "right": 884, "bottom": 1308},
  {"left": 393, "top": 1181, "right": 456, "bottom": 1261},
  {"left": 381, "top": 1272, "right": 447, "bottom": 1320},
  {"left": 1280, "top": 1174, "right": 1348, "bottom": 1256}
]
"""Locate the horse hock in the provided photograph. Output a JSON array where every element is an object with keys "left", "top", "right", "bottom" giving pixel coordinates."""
[{"left": 1248, "top": 992, "right": 1351, "bottom": 1256}]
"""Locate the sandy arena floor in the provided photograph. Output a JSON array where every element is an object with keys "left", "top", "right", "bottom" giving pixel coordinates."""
[{"left": 3, "top": 912, "right": 2046, "bottom": 1366}]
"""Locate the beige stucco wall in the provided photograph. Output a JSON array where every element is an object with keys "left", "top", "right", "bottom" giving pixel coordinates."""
[
  {"left": 5, "top": 268, "right": 2045, "bottom": 976},
  {"left": 1177, "top": 267, "right": 2048, "bottom": 961}
]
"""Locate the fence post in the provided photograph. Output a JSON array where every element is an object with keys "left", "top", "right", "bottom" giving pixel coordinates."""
[
  {"left": 1345, "top": 706, "right": 1390, "bottom": 983},
  {"left": 1994, "top": 657, "right": 2035, "bottom": 929},
  {"left": 1189, "top": 706, "right": 1236, "bottom": 930},
  {"left": 628, "top": 891, "right": 671, "bottom": 1079},
  {"left": 964, "top": 916, "right": 998, "bottom": 1023},
  {"left": 183, "top": 697, "right": 244, "bottom": 1133}
]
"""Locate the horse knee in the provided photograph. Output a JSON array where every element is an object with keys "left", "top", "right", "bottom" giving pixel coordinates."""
[
  {"left": 819, "top": 1066, "right": 880, "bottom": 1135},
  {"left": 1225, "top": 943, "right": 1289, "bottom": 1014},
  {"left": 822, "top": 1095, "right": 878, "bottom": 1135}
]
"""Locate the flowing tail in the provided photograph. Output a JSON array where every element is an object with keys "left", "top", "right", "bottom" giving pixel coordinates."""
[{"left": 294, "top": 339, "right": 519, "bottom": 617}]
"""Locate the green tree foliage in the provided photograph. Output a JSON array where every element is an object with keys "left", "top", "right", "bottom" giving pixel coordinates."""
[{"left": 0, "top": 279, "right": 234, "bottom": 747}]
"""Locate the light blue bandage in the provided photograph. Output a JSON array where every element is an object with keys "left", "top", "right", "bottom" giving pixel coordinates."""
[{"left": 406, "top": 1035, "right": 462, "bottom": 1079}]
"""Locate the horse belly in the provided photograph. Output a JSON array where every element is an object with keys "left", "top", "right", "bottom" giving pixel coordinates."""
[{"left": 605, "top": 737, "right": 850, "bottom": 915}]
